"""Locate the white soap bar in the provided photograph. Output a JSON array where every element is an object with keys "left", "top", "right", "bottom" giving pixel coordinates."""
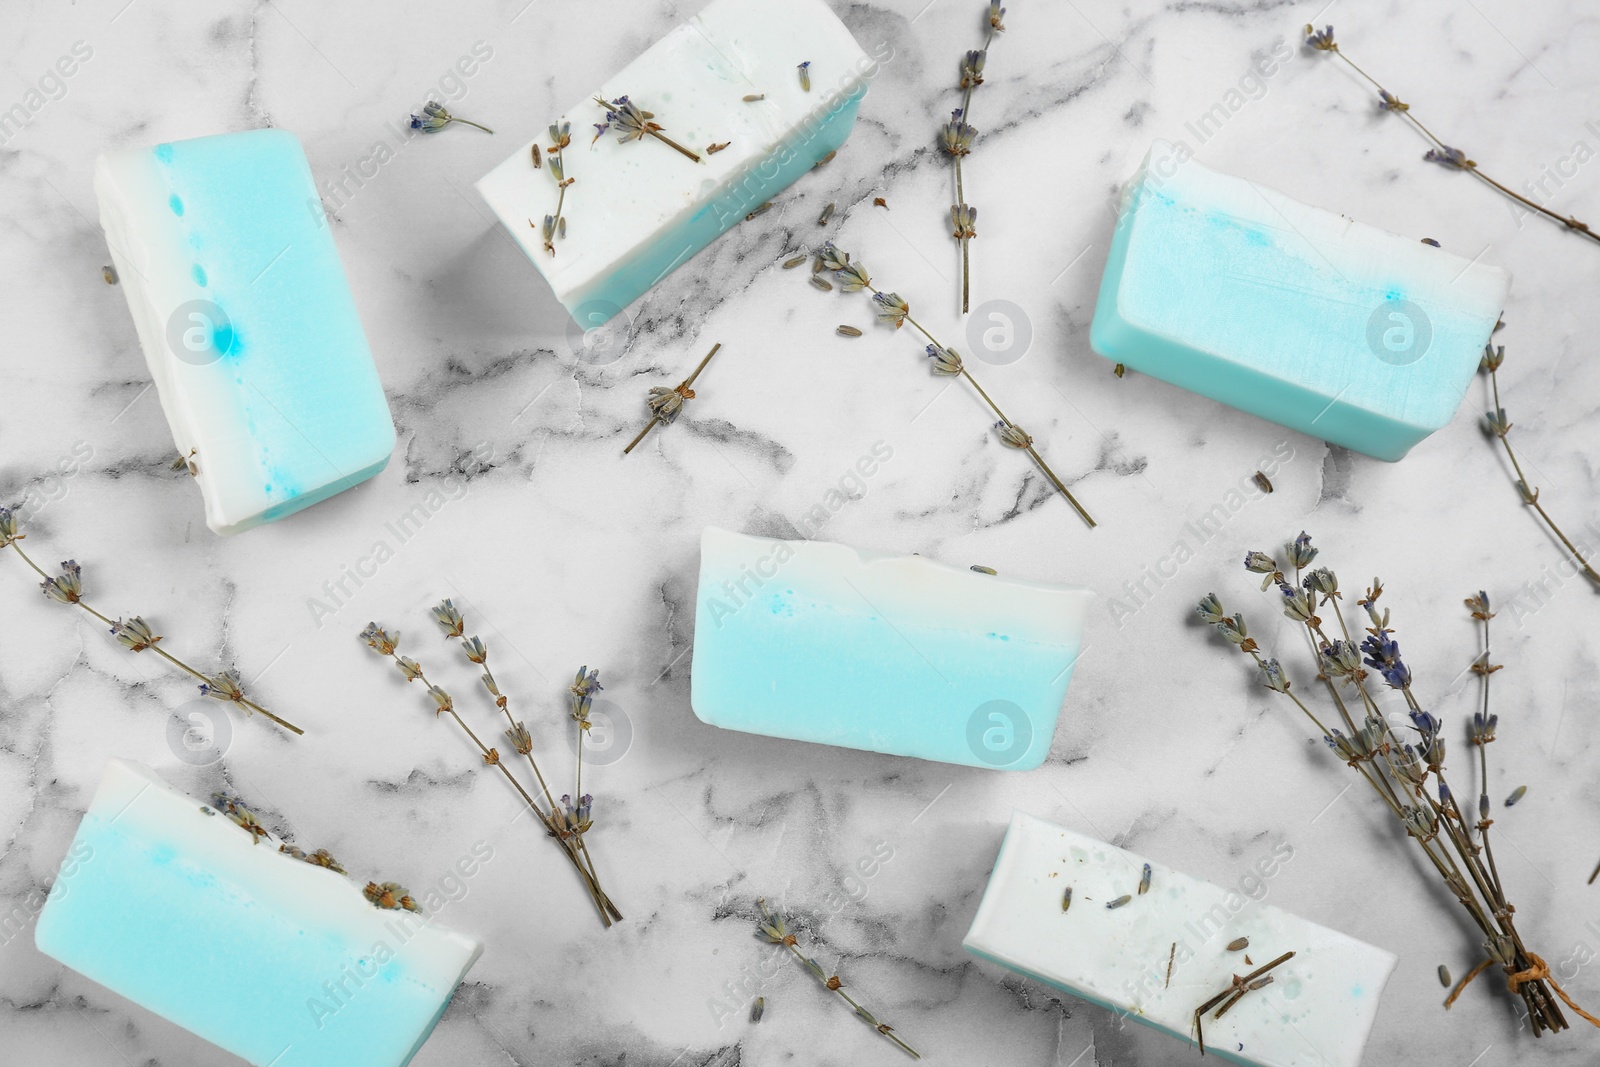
[
  {"left": 691, "top": 527, "right": 1092, "bottom": 769},
  {"left": 476, "top": 0, "right": 873, "bottom": 324},
  {"left": 35, "top": 759, "right": 482, "bottom": 1067},
  {"left": 97, "top": 129, "right": 396, "bottom": 535},
  {"left": 964, "top": 812, "right": 1396, "bottom": 1067},
  {"left": 1090, "top": 140, "right": 1510, "bottom": 461}
]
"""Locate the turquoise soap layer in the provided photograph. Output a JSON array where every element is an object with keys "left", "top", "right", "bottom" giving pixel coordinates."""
[
  {"left": 562, "top": 89, "right": 865, "bottom": 328},
  {"left": 1090, "top": 142, "right": 1510, "bottom": 461},
  {"left": 35, "top": 760, "right": 481, "bottom": 1067},
  {"left": 97, "top": 129, "right": 395, "bottom": 534},
  {"left": 690, "top": 528, "right": 1092, "bottom": 770}
]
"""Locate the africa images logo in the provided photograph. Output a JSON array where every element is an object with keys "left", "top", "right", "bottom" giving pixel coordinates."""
[{"left": 1365, "top": 298, "right": 1432, "bottom": 367}]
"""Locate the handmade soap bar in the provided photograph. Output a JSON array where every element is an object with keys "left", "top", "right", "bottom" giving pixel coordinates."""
[
  {"left": 35, "top": 759, "right": 482, "bottom": 1067},
  {"left": 690, "top": 527, "right": 1092, "bottom": 769},
  {"left": 97, "top": 129, "right": 396, "bottom": 535},
  {"left": 1090, "top": 141, "right": 1510, "bottom": 461},
  {"left": 476, "top": 0, "right": 873, "bottom": 325},
  {"left": 964, "top": 812, "right": 1396, "bottom": 1067}
]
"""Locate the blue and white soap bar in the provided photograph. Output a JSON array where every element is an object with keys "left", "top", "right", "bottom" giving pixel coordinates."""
[
  {"left": 1090, "top": 141, "right": 1511, "bottom": 461},
  {"left": 964, "top": 812, "right": 1396, "bottom": 1067},
  {"left": 35, "top": 759, "right": 482, "bottom": 1067},
  {"left": 96, "top": 129, "right": 396, "bottom": 535},
  {"left": 477, "top": 0, "right": 874, "bottom": 325},
  {"left": 690, "top": 527, "right": 1092, "bottom": 769}
]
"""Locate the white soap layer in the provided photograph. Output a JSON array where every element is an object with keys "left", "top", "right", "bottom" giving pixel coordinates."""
[
  {"left": 964, "top": 812, "right": 1396, "bottom": 1067},
  {"left": 476, "top": 0, "right": 874, "bottom": 322},
  {"left": 35, "top": 759, "right": 482, "bottom": 1067}
]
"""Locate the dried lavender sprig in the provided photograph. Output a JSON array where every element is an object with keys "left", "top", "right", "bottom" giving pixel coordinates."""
[
  {"left": 1192, "top": 951, "right": 1295, "bottom": 1056},
  {"left": 569, "top": 665, "right": 601, "bottom": 802},
  {"left": 592, "top": 96, "right": 701, "bottom": 162},
  {"left": 1480, "top": 340, "right": 1600, "bottom": 586},
  {"left": 214, "top": 796, "right": 423, "bottom": 914},
  {"left": 623, "top": 343, "right": 723, "bottom": 454},
  {"left": 563, "top": 664, "right": 616, "bottom": 921},
  {"left": 1465, "top": 592, "right": 1507, "bottom": 905},
  {"left": 1, "top": 508, "right": 302, "bottom": 735},
  {"left": 756, "top": 899, "right": 921, "bottom": 1059},
  {"left": 364, "top": 881, "right": 423, "bottom": 913},
  {"left": 357, "top": 623, "right": 617, "bottom": 927},
  {"left": 1303, "top": 25, "right": 1598, "bottom": 247},
  {"left": 818, "top": 244, "right": 1096, "bottom": 527},
  {"left": 1257, "top": 542, "right": 1416, "bottom": 825},
  {"left": 410, "top": 100, "right": 493, "bottom": 135},
  {"left": 560, "top": 659, "right": 608, "bottom": 921},
  {"left": 941, "top": 2, "right": 1005, "bottom": 312},
  {"left": 940, "top": 106, "right": 978, "bottom": 312},
  {"left": 430, "top": 601, "right": 621, "bottom": 922},
  {"left": 541, "top": 121, "right": 575, "bottom": 256}
]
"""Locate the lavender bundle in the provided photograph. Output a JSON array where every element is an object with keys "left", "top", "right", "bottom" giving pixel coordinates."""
[
  {"left": 1303, "top": 25, "right": 1597, "bottom": 248},
  {"left": 1196, "top": 533, "right": 1598, "bottom": 1034}
]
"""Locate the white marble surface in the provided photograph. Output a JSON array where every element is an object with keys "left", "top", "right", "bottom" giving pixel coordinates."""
[{"left": 2, "top": 1, "right": 1598, "bottom": 1065}]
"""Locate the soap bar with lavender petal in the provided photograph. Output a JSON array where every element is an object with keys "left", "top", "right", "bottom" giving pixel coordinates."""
[
  {"left": 96, "top": 129, "right": 396, "bottom": 535},
  {"left": 690, "top": 527, "right": 1093, "bottom": 769},
  {"left": 1090, "top": 140, "right": 1510, "bottom": 461},
  {"left": 476, "top": 0, "right": 875, "bottom": 325},
  {"left": 35, "top": 759, "right": 482, "bottom": 1067},
  {"left": 964, "top": 811, "right": 1397, "bottom": 1067}
]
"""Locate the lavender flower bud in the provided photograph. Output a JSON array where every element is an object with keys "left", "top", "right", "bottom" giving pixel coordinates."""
[
  {"left": 359, "top": 622, "right": 398, "bottom": 655},
  {"left": 1423, "top": 145, "right": 1472, "bottom": 169},
  {"left": 1279, "top": 586, "right": 1315, "bottom": 623},
  {"left": 926, "top": 345, "right": 964, "bottom": 375},
  {"left": 1196, "top": 593, "right": 1227, "bottom": 625},
  {"left": 1303, "top": 567, "right": 1339, "bottom": 599},
  {"left": 200, "top": 669, "right": 246, "bottom": 704},
  {"left": 938, "top": 109, "right": 977, "bottom": 157},
  {"left": 1259, "top": 658, "right": 1291, "bottom": 694},
  {"left": 1243, "top": 551, "right": 1277, "bottom": 574},
  {"left": 40, "top": 560, "right": 82, "bottom": 604},
  {"left": 1304, "top": 24, "right": 1336, "bottom": 51},
  {"left": 1286, "top": 531, "right": 1318, "bottom": 569}
]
